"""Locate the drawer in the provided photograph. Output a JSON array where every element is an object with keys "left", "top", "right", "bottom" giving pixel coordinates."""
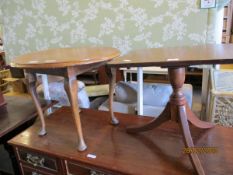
[
  {"left": 20, "top": 164, "right": 56, "bottom": 175},
  {"left": 65, "top": 160, "right": 109, "bottom": 175},
  {"left": 17, "top": 147, "right": 59, "bottom": 173}
]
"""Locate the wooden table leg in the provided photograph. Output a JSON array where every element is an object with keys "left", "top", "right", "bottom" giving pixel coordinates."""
[
  {"left": 126, "top": 103, "right": 170, "bottom": 133},
  {"left": 25, "top": 73, "right": 47, "bottom": 136},
  {"left": 125, "top": 67, "right": 212, "bottom": 174},
  {"left": 169, "top": 68, "right": 204, "bottom": 175},
  {"left": 186, "top": 104, "right": 214, "bottom": 129},
  {"left": 108, "top": 67, "right": 119, "bottom": 125},
  {"left": 178, "top": 106, "right": 205, "bottom": 175},
  {"left": 64, "top": 77, "right": 87, "bottom": 151}
]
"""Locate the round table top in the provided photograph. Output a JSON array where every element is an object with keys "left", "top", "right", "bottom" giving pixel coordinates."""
[{"left": 11, "top": 47, "right": 120, "bottom": 69}]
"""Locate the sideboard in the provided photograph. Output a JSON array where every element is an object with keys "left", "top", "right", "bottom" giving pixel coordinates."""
[
  {"left": 8, "top": 107, "right": 233, "bottom": 175},
  {"left": 0, "top": 95, "right": 55, "bottom": 174}
]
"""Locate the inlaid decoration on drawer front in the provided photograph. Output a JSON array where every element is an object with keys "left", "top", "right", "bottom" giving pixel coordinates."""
[
  {"left": 65, "top": 160, "right": 109, "bottom": 175},
  {"left": 21, "top": 164, "right": 56, "bottom": 175},
  {"left": 17, "top": 148, "right": 58, "bottom": 172}
]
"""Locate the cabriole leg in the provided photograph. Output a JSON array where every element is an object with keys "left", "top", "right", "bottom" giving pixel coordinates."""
[
  {"left": 25, "top": 72, "right": 46, "bottom": 136},
  {"left": 108, "top": 67, "right": 119, "bottom": 125},
  {"left": 64, "top": 77, "right": 87, "bottom": 151}
]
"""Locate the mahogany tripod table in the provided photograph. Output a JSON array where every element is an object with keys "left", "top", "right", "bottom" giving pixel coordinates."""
[
  {"left": 107, "top": 44, "right": 233, "bottom": 175},
  {"left": 11, "top": 47, "right": 120, "bottom": 151}
]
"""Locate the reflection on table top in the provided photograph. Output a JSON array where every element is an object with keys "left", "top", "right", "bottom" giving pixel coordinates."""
[
  {"left": 9, "top": 107, "right": 233, "bottom": 175},
  {"left": 0, "top": 96, "right": 55, "bottom": 138},
  {"left": 11, "top": 47, "right": 120, "bottom": 69},
  {"left": 120, "top": 67, "right": 168, "bottom": 74},
  {"left": 108, "top": 44, "right": 233, "bottom": 68}
]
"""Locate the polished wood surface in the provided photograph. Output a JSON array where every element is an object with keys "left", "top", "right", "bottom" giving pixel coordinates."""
[
  {"left": 108, "top": 44, "right": 233, "bottom": 67},
  {"left": 11, "top": 47, "right": 120, "bottom": 69},
  {"left": 124, "top": 68, "right": 214, "bottom": 174},
  {"left": 25, "top": 73, "right": 48, "bottom": 136},
  {"left": 0, "top": 95, "right": 55, "bottom": 175},
  {"left": 107, "top": 44, "right": 233, "bottom": 174},
  {"left": 107, "top": 67, "right": 119, "bottom": 125},
  {"left": 9, "top": 108, "right": 233, "bottom": 175},
  {"left": 10, "top": 47, "right": 120, "bottom": 151},
  {"left": 0, "top": 96, "right": 55, "bottom": 138},
  {"left": 64, "top": 77, "right": 86, "bottom": 151}
]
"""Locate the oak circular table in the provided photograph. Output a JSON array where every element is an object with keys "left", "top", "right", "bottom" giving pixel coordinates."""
[
  {"left": 11, "top": 47, "right": 120, "bottom": 151},
  {"left": 107, "top": 44, "right": 233, "bottom": 175}
]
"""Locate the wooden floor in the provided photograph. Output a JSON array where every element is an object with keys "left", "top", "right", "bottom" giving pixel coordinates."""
[{"left": 9, "top": 107, "right": 233, "bottom": 175}]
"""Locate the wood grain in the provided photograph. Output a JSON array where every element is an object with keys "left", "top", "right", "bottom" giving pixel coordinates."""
[
  {"left": 64, "top": 77, "right": 87, "bottom": 151},
  {"left": 25, "top": 72, "right": 47, "bottom": 136},
  {"left": 10, "top": 46, "right": 120, "bottom": 151},
  {"left": 108, "top": 44, "right": 233, "bottom": 67},
  {"left": 11, "top": 47, "right": 120, "bottom": 69},
  {"left": 9, "top": 108, "right": 233, "bottom": 175},
  {"left": 0, "top": 96, "right": 55, "bottom": 138}
]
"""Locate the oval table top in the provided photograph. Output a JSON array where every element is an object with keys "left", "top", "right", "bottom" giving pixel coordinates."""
[
  {"left": 108, "top": 44, "right": 233, "bottom": 68},
  {"left": 11, "top": 47, "right": 120, "bottom": 69}
]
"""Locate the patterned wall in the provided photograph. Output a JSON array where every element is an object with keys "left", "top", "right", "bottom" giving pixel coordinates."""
[{"left": 1, "top": 0, "right": 215, "bottom": 62}]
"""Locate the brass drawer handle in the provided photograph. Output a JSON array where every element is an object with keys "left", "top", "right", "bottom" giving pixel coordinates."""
[
  {"left": 64, "top": 160, "right": 107, "bottom": 175},
  {"left": 32, "top": 172, "right": 42, "bottom": 175},
  {"left": 26, "top": 153, "right": 45, "bottom": 168},
  {"left": 90, "top": 170, "right": 106, "bottom": 175}
]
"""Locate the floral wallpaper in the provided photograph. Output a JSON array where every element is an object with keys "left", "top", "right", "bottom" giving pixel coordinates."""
[{"left": 0, "top": 0, "right": 216, "bottom": 62}]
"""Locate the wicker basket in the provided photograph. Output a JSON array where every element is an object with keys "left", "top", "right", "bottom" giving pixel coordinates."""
[
  {"left": 207, "top": 69, "right": 233, "bottom": 127},
  {"left": 0, "top": 69, "right": 10, "bottom": 93}
]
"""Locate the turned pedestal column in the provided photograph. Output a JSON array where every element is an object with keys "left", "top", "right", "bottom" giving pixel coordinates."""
[{"left": 109, "top": 67, "right": 214, "bottom": 175}]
